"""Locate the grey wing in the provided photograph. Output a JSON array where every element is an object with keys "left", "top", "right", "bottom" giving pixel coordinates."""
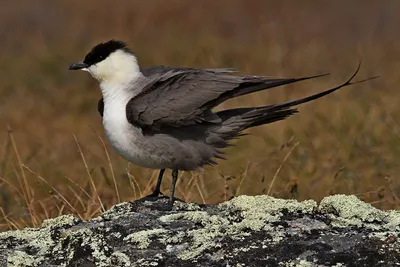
[
  {"left": 126, "top": 68, "right": 328, "bottom": 129},
  {"left": 142, "top": 65, "right": 237, "bottom": 78},
  {"left": 97, "top": 67, "right": 220, "bottom": 120}
]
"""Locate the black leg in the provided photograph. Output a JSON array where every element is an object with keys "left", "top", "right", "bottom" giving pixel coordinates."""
[
  {"left": 142, "top": 169, "right": 165, "bottom": 199},
  {"left": 168, "top": 169, "right": 179, "bottom": 209},
  {"left": 152, "top": 169, "right": 165, "bottom": 197}
]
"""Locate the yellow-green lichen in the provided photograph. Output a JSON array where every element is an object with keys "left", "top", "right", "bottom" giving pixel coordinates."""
[
  {"left": 41, "top": 214, "right": 80, "bottom": 229},
  {"left": 385, "top": 210, "right": 400, "bottom": 231},
  {"left": 110, "top": 251, "right": 131, "bottom": 266},
  {"left": 158, "top": 196, "right": 316, "bottom": 260},
  {"left": 97, "top": 201, "right": 135, "bottom": 221},
  {"left": 58, "top": 228, "right": 113, "bottom": 267},
  {"left": 221, "top": 195, "right": 316, "bottom": 232},
  {"left": 319, "top": 195, "right": 387, "bottom": 228},
  {"left": 7, "top": 251, "right": 43, "bottom": 267},
  {"left": 160, "top": 210, "right": 242, "bottom": 260},
  {"left": 0, "top": 227, "right": 54, "bottom": 256},
  {"left": 2, "top": 194, "right": 397, "bottom": 265},
  {"left": 160, "top": 211, "right": 233, "bottom": 260},
  {"left": 124, "top": 229, "right": 169, "bottom": 249},
  {"left": 222, "top": 195, "right": 317, "bottom": 214},
  {"left": 134, "top": 253, "right": 164, "bottom": 266},
  {"left": 0, "top": 214, "right": 81, "bottom": 263},
  {"left": 174, "top": 201, "right": 202, "bottom": 211},
  {"left": 160, "top": 211, "right": 229, "bottom": 225}
]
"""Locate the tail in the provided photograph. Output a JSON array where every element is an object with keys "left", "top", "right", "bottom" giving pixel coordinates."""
[{"left": 212, "top": 62, "right": 378, "bottom": 143}]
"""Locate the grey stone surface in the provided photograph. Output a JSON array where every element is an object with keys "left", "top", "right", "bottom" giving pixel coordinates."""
[{"left": 0, "top": 195, "right": 399, "bottom": 267}]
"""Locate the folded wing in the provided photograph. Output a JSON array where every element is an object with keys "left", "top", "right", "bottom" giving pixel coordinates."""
[{"left": 125, "top": 67, "right": 328, "bottom": 129}]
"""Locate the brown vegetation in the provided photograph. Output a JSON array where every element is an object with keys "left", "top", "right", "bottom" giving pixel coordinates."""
[{"left": 0, "top": 0, "right": 399, "bottom": 231}]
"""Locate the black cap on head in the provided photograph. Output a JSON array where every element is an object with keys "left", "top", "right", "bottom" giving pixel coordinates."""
[{"left": 83, "top": 40, "right": 131, "bottom": 66}]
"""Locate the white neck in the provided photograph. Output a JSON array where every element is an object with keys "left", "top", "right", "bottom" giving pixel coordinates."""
[{"left": 87, "top": 50, "right": 144, "bottom": 100}]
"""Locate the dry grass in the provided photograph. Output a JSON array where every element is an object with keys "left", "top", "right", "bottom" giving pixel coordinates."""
[{"left": 0, "top": 0, "right": 400, "bottom": 231}]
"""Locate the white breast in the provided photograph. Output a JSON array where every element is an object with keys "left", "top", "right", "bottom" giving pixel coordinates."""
[
  {"left": 101, "top": 85, "right": 169, "bottom": 169},
  {"left": 102, "top": 94, "right": 135, "bottom": 156}
]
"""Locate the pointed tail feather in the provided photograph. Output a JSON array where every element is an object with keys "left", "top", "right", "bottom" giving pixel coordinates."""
[
  {"left": 214, "top": 62, "right": 377, "bottom": 141},
  {"left": 263, "top": 62, "right": 378, "bottom": 112}
]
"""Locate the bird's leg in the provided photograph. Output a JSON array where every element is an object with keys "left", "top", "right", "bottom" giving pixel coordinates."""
[
  {"left": 152, "top": 168, "right": 165, "bottom": 196},
  {"left": 142, "top": 169, "right": 165, "bottom": 199},
  {"left": 167, "top": 169, "right": 179, "bottom": 210}
]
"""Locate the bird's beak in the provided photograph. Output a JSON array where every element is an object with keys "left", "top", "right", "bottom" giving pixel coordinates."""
[{"left": 69, "top": 62, "right": 89, "bottom": 70}]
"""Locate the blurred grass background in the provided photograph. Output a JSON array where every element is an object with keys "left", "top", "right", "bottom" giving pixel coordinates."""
[{"left": 1, "top": 0, "right": 399, "bottom": 231}]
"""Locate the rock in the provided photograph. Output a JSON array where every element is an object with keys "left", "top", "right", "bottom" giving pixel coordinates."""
[{"left": 0, "top": 195, "right": 399, "bottom": 267}]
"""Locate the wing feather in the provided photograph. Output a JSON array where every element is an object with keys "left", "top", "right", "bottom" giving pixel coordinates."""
[{"left": 126, "top": 67, "right": 328, "bottom": 129}]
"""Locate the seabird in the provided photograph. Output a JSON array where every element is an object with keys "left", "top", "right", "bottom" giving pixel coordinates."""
[{"left": 69, "top": 40, "right": 375, "bottom": 209}]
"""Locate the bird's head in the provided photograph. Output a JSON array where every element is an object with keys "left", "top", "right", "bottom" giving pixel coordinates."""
[{"left": 69, "top": 40, "right": 141, "bottom": 86}]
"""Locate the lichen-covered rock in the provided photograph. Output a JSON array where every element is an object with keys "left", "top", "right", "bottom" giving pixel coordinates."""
[{"left": 0, "top": 195, "right": 399, "bottom": 267}]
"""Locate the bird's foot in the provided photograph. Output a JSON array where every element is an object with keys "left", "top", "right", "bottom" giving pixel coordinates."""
[
  {"left": 133, "top": 195, "right": 185, "bottom": 211},
  {"left": 139, "top": 190, "right": 165, "bottom": 202}
]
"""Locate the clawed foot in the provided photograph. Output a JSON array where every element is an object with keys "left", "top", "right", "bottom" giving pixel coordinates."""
[
  {"left": 136, "top": 194, "right": 185, "bottom": 211},
  {"left": 133, "top": 168, "right": 182, "bottom": 211},
  {"left": 139, "top": 190, "right": 165, "bottom": 201}
]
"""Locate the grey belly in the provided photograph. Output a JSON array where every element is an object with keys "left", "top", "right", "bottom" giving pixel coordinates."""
[
  {"left": 103, "top": 116, "right": 216, "bottom": 170},
  {"left": 139, "top": 134, "right": 214, "bottom": 171},
  {"left": 109, "top": 131, "right": 213, "bottom": 170}
]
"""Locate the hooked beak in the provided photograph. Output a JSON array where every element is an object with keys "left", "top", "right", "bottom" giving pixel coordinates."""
[{"left": 69, "top": 62, "right": 89, "bottom": 70}]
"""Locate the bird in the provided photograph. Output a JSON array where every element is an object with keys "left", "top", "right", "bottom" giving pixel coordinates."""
[{"left": 69, "top": 39, "right": 375, "bottom": 209}]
